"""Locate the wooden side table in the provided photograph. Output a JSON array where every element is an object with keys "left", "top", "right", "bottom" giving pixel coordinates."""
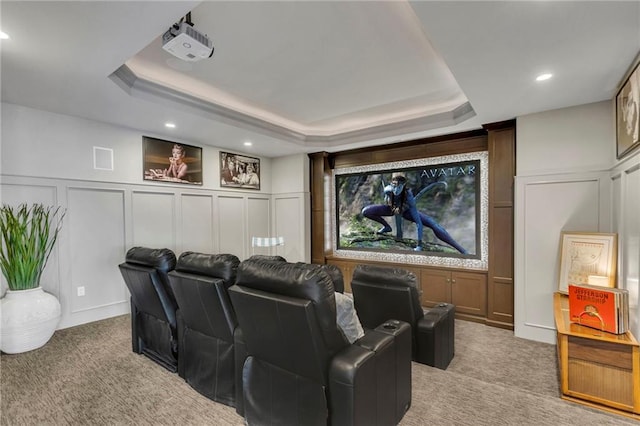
[{"left": 554, "top": 292, "right": 640, "bottom": 419}]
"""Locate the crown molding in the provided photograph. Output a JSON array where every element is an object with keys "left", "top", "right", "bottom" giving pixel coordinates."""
[{"left": 110, "top": 65, "right": 475, "bottom": 147}]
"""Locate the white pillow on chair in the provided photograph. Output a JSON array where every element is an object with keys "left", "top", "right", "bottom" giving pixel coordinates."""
[{"left": 335, "top": 292, "right": 365, "bottom": 343}]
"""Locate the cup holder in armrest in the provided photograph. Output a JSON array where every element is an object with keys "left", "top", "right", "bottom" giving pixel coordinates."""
[
  {"left": 382, "top": 320, "right": 401, "bottom": 330},
  {"left": 375, "top": 320, "right": 410, "bottom": 340}
]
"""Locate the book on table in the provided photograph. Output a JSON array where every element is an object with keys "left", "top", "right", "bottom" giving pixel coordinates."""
[{"left": 568, "top": 283, "right": 629, "bottom": 334}]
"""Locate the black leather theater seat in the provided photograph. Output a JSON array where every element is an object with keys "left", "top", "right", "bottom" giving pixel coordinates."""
[
  {"left": 168, "top": 252, "right": 244, "bottom": 410},
  {"left": 229, "top": 259, "right": 412, "bottom": 426},
  {"left": 351, "top": 264, "right": 455, "bottom": 370},
  {"left": 118, "top": 247, "right": 178, "bottom": 372}
]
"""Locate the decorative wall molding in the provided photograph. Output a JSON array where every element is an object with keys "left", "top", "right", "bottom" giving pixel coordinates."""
[
  {"left": 514, "top": 172, "right": 612, "bottom": 344},
  {"left": 0, "top": 175, "right": 307, "bottom": 330},
  {"left": 110, "top": 65, "right": 475, "bottom": 147}
]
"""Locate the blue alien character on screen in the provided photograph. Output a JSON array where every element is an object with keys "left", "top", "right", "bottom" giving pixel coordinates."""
[{"left": 361, "top": 173, "right": 467, "bottom": 254}]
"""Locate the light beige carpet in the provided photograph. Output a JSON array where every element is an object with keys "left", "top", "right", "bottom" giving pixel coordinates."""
[{"left": 1, "top": 315, "right": 636, "bottom": 425}]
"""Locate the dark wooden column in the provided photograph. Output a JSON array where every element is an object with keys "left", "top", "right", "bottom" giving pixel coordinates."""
[
  {"left": 309, "top": 152, "right": 330, "bottom": 264},
  {"left": 484, "top": 120, "right": 516, "bottom": 329}
]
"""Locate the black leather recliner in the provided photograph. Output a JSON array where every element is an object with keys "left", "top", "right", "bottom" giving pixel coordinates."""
[
  {"left": 293, "top": 262, "right": 345, "bottom": 293},
  {"left": 246, "top": 254, "right": 287, "bottom": 263},
  {"left": 229, "top": 259, "right": 412, "bottom": 426},
  {"left": 351, "top": 264, "right": 454, "bottom": 368},
  {"left": 320, "top": 263, "right": 345, "bottom": 294},
  {"left": 118, "top": 247, "right": 178, "bottom": 372},
  {"left": 167, "top": 252, "right": 244, "bottom": 410}
]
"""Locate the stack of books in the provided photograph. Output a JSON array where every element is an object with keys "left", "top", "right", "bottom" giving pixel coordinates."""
[{"left": 568, "top": 283, "right": 629, "bottom": 334}]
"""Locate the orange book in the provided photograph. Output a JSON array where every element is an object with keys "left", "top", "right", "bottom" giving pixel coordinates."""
[{"left": 568, "top": 284, "right": 625, "bottom": 334}]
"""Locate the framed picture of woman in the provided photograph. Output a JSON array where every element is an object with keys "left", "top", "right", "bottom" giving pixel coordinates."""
[{"left": 143, "top": 136, "right": 202, "bottom": 185}]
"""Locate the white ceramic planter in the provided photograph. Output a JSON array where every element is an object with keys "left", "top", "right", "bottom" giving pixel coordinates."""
[{"left": 1, "top": 287, "right": 61, "bottom": 354}]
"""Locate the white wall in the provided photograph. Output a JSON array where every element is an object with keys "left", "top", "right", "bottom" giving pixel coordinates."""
[
  {"left": 1, "top": 103, "right": 273, "bottom": 192},
  {"left": 517, "top": 101, "right": 614, "bottom": 176},
  {"left": 271, "top": 154, "right": 309, "bottom": 194},
  {"left": 515, "top": 100, "right": 640, "bottom": 343},
  {"left": 0, "top": 103, "right": 309, "bottom": 329}
]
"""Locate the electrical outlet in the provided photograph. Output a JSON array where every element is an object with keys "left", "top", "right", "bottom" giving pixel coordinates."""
[{"left": 77, "top": 286, "right": 85, "bottom": 297}]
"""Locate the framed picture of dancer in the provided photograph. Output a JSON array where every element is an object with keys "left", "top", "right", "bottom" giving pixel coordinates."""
[
  {"left": 616, "top": 60, "right": 640, "bottom": 159},
  {"left": 333, "top": 151, "right": 488, "bottom": 269},
  {"left": 557, "top": 232, "right": 617, "bottom": 294}
]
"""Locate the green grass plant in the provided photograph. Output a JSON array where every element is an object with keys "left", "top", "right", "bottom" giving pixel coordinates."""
[{"left": 0, "top": 204, "right": 65, "bottom": 291}]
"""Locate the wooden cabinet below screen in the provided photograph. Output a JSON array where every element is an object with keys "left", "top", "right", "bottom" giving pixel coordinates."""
[{"left": 421, "top": 269, "right": 487, "bottom": 317}]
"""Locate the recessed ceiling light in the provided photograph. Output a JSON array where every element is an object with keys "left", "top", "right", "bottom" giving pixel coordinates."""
[
  {"left": 244, "top": 141, "right": 253, "bottom": 146},
  {"left": 536, "top": 73, "right": 553, "bottom": 82},
  {"left": 165, "top": 122, "right": 176, "bottom": 128},
  {"left": 0, "top": 31, "right": 10, "bottom": 40}
]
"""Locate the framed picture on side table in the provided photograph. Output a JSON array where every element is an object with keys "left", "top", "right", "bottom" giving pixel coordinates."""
[{"left": 557, "top": 232, "right": 617, "bottom": 294}]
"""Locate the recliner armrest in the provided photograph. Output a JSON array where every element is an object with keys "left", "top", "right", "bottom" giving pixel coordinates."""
[
  {"left": 415, "top": 315, "right": 438, "bottom": 366},
  {"left": 329, "top": 344, "right": 377, "bottom": 426},
  {"left": 341, "top": 325, "right": 410, "bottom": 426},
  {"left": 415, "top": 306, "right": 455, "bottom": 369},
  {"left": 176, "top": 309, "right": 185, "bottom": 378},
  {"left": 354, "top": 328, "right": 394, "bottom": 352},
  {"left": 374, "top": 319, "right": 412, "bottom": 423},
  {"left": 353, "top": 328, "right": 399, "bottom": 425},
  {"left": 417, "top": 314, "right": 438, "bottom": 331},
  {"left": 234, "top": 327, "right": 247, "bottom": 416},
  {"left": 416, "top": 316, "right": 434, "bottom": 363}
]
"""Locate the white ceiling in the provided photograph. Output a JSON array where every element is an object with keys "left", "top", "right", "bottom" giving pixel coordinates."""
[{"left": 2, "top": 1, "right": 639, "bottom": 158}]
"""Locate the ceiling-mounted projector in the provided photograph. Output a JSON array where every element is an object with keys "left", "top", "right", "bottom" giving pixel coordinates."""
[{"left": 162, "top": 22, "right": 214, "bottom": 62}]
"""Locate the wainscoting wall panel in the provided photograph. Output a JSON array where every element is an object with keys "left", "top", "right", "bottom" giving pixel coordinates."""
[
  {"left": 0, "top": 176, "right": 301, "bottom": 330},
  {"left": 67, "top": 187, "right": 127, "bottom": 314},
  {"left": 610, "top": 152, "right": 640, "bottom": 339},
  {"left": 515, "top": 173, "right": 609, "bottom": 343},
  {"left": 218, "top": 195, "right": 246, "bottom": 259},
  {"left": 180, "top": 193, "right": 215, "bottom": 255},
  {"left": 274, "top": 194, "right": 309, "bottom": 263},
  {"left": 612, "top": 173, "right": 622, "bottom": 237},
  {"left": 247, "top": 197, "right": 271, "bottom": 256},
  {"left": 131, "top": 191, "right": 176, "bottom": 250},
  {"left": 622, "top": 162, "right": 640, "bottom": 337}
]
